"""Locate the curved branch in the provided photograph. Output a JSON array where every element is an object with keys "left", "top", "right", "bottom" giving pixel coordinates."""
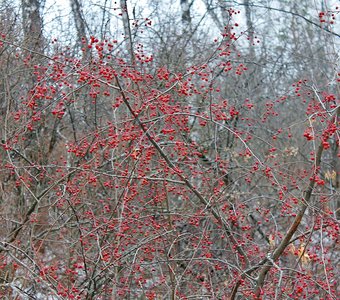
[
  {"left": 253, "top": 118, "right": 330, "bottom": 296},
  {"left": 115, "top": 75, "right": 250, "bottom": 267}
]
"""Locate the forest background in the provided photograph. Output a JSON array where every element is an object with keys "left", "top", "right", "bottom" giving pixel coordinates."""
[{"left": 0, "top": 0, "right": 339, "bottom": 299}]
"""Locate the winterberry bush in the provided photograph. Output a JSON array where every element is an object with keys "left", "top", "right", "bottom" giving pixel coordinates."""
[{"left": 0, "top": 2, "right": 339, "bottom": 299}]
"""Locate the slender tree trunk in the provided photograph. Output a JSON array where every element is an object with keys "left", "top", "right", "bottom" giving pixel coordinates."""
[
  {"left": 21, "top": 0, "right": 43, "bottom": 52},
  {"left": 218, "top": 0, "right": 231, "bottom": 27},
  {"left": 180, "top": 0, "right": 192, "bottom": 26},
  {"left": 70, "top": 0, "right": 89, "bottom": 59},
  {"left": 244, "top": 0, "right": 255, "bottom": 58},
  {"left": 120, "top": 0, "right": 134, "bottom": 63}
]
